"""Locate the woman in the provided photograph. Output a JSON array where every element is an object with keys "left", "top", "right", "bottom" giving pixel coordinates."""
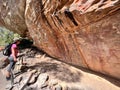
[{"left": 6, "top": 39, "right": 20, "bottom": 80}]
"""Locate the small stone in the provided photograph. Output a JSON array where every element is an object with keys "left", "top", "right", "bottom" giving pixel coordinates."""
[
  {"left": 41, "top": 83, "right": 48, "bottom": 88},
  {"left": 35, "top": 54, "right": 41, "bottom": 58},
  {"left": 63, "top": 85, "right": 69, "bottom": 90},
  {"left": 54, "top": 85, "right": 62, "bottom": 90},
  {"left": 31, "top": 69, "right": 37, "bottom": 73},
  {"left": 27, "top": 69, "right": 32, "bottom": 72},
  {"left": 29, "top": 75, "right": 36, "bottom": 84},
  {"left": 37, "top": 73, "right": 49, "bottom": 88},
  {"left": 49, "top": 79, "right": 58, "bottom": 86}
]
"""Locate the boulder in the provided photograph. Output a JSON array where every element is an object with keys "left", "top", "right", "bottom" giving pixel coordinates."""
[{"left": 0, "top": 52, "right": 9, "bottom": 69}]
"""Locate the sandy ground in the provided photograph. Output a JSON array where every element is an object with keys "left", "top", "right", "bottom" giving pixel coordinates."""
[{"left": 0, "top": 71, "right": 11, "bottom": 90}]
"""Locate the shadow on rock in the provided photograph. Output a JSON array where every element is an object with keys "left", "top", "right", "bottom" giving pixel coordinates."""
[
  {"left": 72, "top": 65, "right": 120, "bottom": 87},
  {"left": 28, "top": 62, "right": 82, "bottom": 83}
]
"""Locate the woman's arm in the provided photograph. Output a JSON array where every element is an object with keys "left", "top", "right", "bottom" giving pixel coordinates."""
[{"left": 11, "top": 46, "right": 17, "bottom": 62}]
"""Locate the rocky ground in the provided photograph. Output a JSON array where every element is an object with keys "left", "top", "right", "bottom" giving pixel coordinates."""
[{"left": 0, "top": 47, "right": 120, "bottom": 90}]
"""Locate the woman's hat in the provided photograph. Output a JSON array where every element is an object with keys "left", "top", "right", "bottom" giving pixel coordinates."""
[{"left": 13, "top": 37, "right": 21, "bottom": 42}]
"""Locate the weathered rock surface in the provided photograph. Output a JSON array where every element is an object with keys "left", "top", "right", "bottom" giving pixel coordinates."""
[
  {"left": 0, "top": 0, "right": 120, "bottom": 79},
  {"left": 0, "top": 46, "right": 120, "bottom": 90}
]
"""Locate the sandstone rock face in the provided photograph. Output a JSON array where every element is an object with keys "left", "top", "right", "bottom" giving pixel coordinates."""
[
  {"left": 0, "top": 0, "right": 120, "bottom": 79},
  {"left": 0, "top": 0, "right": 27, "bottom": 36}
]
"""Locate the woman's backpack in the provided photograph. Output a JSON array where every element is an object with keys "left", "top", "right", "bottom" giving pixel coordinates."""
[{"left": 3, "top": 43, "right": 13, "bottom": 56}]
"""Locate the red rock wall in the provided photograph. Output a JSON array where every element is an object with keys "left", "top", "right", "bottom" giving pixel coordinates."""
[{"left": 0, "top": 0, "right": 120, "bottom": 79}]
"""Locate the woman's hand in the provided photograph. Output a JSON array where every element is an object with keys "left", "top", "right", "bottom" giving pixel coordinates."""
[{"left": 14, "top": 58, "right": 17, "bottom": 62}]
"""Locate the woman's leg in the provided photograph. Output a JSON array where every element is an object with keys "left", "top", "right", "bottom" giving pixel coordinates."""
[
  {"left": 6, "top": 61, "right": 14, "bottom": 77},
  {"left": 6, "top": 56, "right": 15, "bottom": 79}
]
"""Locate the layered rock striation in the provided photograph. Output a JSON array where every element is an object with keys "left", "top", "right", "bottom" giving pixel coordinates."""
[{"left": 0, "top": 0, "right": 120, "bottom": 79}]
